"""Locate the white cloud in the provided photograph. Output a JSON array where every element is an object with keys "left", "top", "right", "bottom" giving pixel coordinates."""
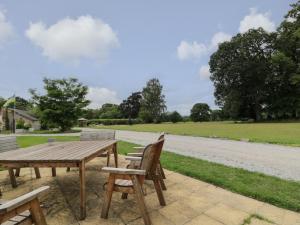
[
  {"left": 210, "top": 32, "right": 231, "bottom": 49},
  {"left": 168, "top": 103, "right": 192, "bottom": 116},
  {"left": 239, "top": 8, "right": 275, "bottom": 33},
  {"left": 26, "top": 16, "right": 119, "bottom": 63},
  {"left": 199, "top": 65, "right": 211, "bottom": 79},
  {"left": 177, "top": 41, "right": 207, "bottom": 61},
  {"left": 87, "top": 87, "right": 121, "bottom": 109},
  {"left": 0, "top": 10, "right": 14, "bottom": 46}
]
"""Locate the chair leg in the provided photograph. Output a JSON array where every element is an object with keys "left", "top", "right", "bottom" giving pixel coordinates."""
[
  {"left": 121, "top": 193, "right": 128, "bottom": 199},
  {"left": 106, "top": 152, "right": 111, "bottom": 167},
  {"left": 29, "top": 198, "right": 47, "bottom": 225},
  {"left": 34, "top": 167, "right": 41, "bottom": 179},
  {"left": 153, "top": 178, "right": 166, "bottom": 206},
  {"left": 51, "top": 168, "right": 56, "bottom": 177},
  {"left": 101, "top": 174, "right": 115, "bottom": 219},
  {"left": 159, "top": 161, "right": 166, "bottom": 179},
  {"left": 132, "top": 175, "right": 151, "bottom": 225},
  {"left": 157, "top": 169, "right": 167, "bottom": 191},
  {"left": 15, "top": 168, "right": 21, "bottom": 177},
  {"left": 8, "top": 168, "right": 17, "bottom": 188},
  {"left": 66, "top": 167, "right": 70, "bottom": 172}
]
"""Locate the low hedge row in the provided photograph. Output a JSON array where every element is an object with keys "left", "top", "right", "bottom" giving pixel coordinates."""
[{"left": 88, "top": 118, "right": 142, "bottom": 125}]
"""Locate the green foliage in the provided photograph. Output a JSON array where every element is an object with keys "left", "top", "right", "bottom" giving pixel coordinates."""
[
  {"left": 0, "top": 97, "right": 6, "bottom": 109},
  {"left": 139, "top": 78, "right": 166, "bottom": 123},
  {"left": 88, "top": 118, "right": 141, "bottom": 125},
  {"left": 210, "top": 28, "right": 274, "bottom": 120},
  {"left": 16, "top": 118, "right": 25, "bottom": 129},
  {"left": 209, "top": 2, "right": 300, "bottom": 121},
  {"left": 190, "top": 103, "right": 211, "bottom": 122},
  {"left": 168, "top": 111, "right": 183, "bottom": 123},
  {"left": 98, "top": 103, "right": 122, "bottom": 119},
  {"left": 30, "top": 78, "right": 90, "bottom": 131},
  {"left": 119, "top": 92, "right": 142, "bottom": 120},
  {"left": 210, "top": 109, "right": 226, "bottom": 121}
]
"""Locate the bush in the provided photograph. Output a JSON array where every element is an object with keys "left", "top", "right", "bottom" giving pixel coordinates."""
[
  {"left": 16, "top": 118, "right": 25, "bottom": 129},
  {"left": 169, "top": 111, "right": 183, "bottom": 123},
  {"left": 88, "top": 118, "right": 142, "bottom": 126}
]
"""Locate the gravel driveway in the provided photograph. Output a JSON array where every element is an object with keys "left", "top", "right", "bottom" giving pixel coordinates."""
[{"left": 113, "top": 130, "right": 300, "bottom": 181}]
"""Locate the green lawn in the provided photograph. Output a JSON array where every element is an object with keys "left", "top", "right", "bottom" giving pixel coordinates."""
[
  {"left": 17, "top": 136, "right": 79, "bottom": 148},
  {"left": 16, "top": 136, "right": 300, "bottom": 212},
  {"left": 92, "top": 121, "right": 300, "bottom": 146}
]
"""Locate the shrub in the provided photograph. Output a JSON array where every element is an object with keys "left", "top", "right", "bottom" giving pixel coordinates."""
[{"left": 16, "top": 118, "right": 25, "bottom": 129}]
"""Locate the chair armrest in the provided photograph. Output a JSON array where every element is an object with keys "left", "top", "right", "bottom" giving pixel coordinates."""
[
  {"left": 125, "top": 156, "right": 142, "bottom": 161},
  {"left": 133, "top": 146, "right": 145, "bottom": 152},
  {"left": 102, "top": 167, "right": 146, "bottom": 175},
  {"left": 127, "top": 152, "right": 143, "bottom": 157},
  {"left": 0, "top": 186, "right": 49, "bottom": 214}
]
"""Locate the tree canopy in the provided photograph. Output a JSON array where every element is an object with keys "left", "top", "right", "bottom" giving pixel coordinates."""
[
  {"left": 209, "top": 1, "right": 300, "bottom": 120},
  {"left": 190, "top": 103, "right": 211, "bottom": 122},
  {"left": 119, "top": 92, "right": 142, "bottom": 120},
  {"left": 30, "top": 78, "right": 90, "bottom": 131},
  {"left": 139, "top": 78, "right": 166, "bottom": 123}
]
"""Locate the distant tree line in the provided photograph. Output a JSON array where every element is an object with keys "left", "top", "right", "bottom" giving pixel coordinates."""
[{"left": 209, "top": 1, "right": 300, "bottom": 121}]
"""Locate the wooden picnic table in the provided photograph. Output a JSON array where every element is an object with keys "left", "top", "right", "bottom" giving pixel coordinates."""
[{"left": 0, "top": 140, "right": 118, "bottom": 220}]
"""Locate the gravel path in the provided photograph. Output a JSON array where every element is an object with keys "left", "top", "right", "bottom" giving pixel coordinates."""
[
  {"left": 3, "top": 128, "right": 300, "bottom": 181},
  {"left": 113, "top": 130, "right": 300, "bottom": 181}
]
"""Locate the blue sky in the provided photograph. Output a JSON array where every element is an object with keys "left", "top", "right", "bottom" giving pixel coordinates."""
[{"left": 0, "top": 0, "right": 294, "bottom": 115}]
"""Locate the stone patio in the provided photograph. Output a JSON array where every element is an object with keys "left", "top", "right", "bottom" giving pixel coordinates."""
[{"left": 0, "top": 156, "right": 299, "bottom": 225}]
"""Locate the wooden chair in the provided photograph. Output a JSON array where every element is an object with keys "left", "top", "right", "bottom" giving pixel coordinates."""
[
  {"left": 0, "top": 186, "right": 49, "bottom": 225},
  {"left": 67, "top": 130, "right": 117, "bottom": 172},
  {"left": 101, "top": 139, "right": 166, "bottom": 225},
  {"left": 0, "top": 136, "right": 41, "bottom": 183},
  {"left": 127, "top": 133, "right": 167, "bottom": 190}
]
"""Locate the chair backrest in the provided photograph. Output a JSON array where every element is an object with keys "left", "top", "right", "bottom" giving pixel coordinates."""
[
  {"left": 80, "top": 130, "right": 115, "bottom": 141},
  {"left": 157, "top": 133, "right": 165, "bottom": 141},
  {"left": 140, "top": 139, "right": 164, "bottom": 177},
  {"left": 0, "top": 136, "right": 19, "bottom": 153}
]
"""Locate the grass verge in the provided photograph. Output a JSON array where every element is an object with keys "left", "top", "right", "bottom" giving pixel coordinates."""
[
  {"left": 16, "top": 136, "right": 300, "bottom": 212},
  {"left": 91, "top": 121, "right": 300, "bottom": 146}
]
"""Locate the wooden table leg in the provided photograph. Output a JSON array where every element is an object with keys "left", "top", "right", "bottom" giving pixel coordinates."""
[
  {"left": 51, "top": 168, "right": 56, "bottom": 177},
  {"left": 34, "top": 167, "right": 41, "bottom": 179},
  {"left": 79, "top": 161, "right": 86, "bottom": 220},
  {"left": 8, "top": 168, "right": 17, "bottom": 188},
  {"left": 113, "top": 143, "right": 118, "bottom": 168}
]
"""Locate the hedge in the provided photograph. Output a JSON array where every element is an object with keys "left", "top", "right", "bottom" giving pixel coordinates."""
[{"left": 87, "top": 118, "right": 142, "bottom": 125}]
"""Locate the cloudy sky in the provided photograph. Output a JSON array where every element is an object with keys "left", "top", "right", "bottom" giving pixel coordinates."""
[{"left": 0, "top": 0, "right": 294, "bottom": 115}]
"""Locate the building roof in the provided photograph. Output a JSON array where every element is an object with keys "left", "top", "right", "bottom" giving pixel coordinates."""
[{"left": 12, "top": 109, "right": 39, "bottom": 121}]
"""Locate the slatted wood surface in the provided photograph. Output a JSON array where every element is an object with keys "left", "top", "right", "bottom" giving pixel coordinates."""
[
  {"left": 80, "top": 130, "right": 115, "bottom": 141},
  {"left": 0, "top": 140, "right": 116, "bottom": 163},
  {"left": 0, "top": 136, "right": 19, "bottom": 153}
]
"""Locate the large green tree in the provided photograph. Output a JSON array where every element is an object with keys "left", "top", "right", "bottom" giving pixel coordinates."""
[
  {"left": 209, "top": 28, "right": 275, "bottom": 120},
  {"left": 139, "top": 78, "right": 166, "bottom": 123},
  {"left": 119, "top": 92, "right": 142, "bottom": 120},
  {"left": 267, "top": 0, "right": 300, "bottom": 118},
  {"left": 190, "top": 103, "right": 211, "bottom": 122},
  {"left": 30, "top": 78, "right": 90, "bottom": 131}
]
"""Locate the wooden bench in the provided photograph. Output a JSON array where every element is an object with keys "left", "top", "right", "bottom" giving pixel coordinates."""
[
  {"left": 0, "top": 186, "right": 49, "bottom": 225},
  {"left": 0, "top": 137, "right": 41, "bottom": 187}
]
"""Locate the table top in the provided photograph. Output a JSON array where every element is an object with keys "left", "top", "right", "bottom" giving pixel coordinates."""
[{"left": 0, "top": 140, "right": 116, "bottom": 163}]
